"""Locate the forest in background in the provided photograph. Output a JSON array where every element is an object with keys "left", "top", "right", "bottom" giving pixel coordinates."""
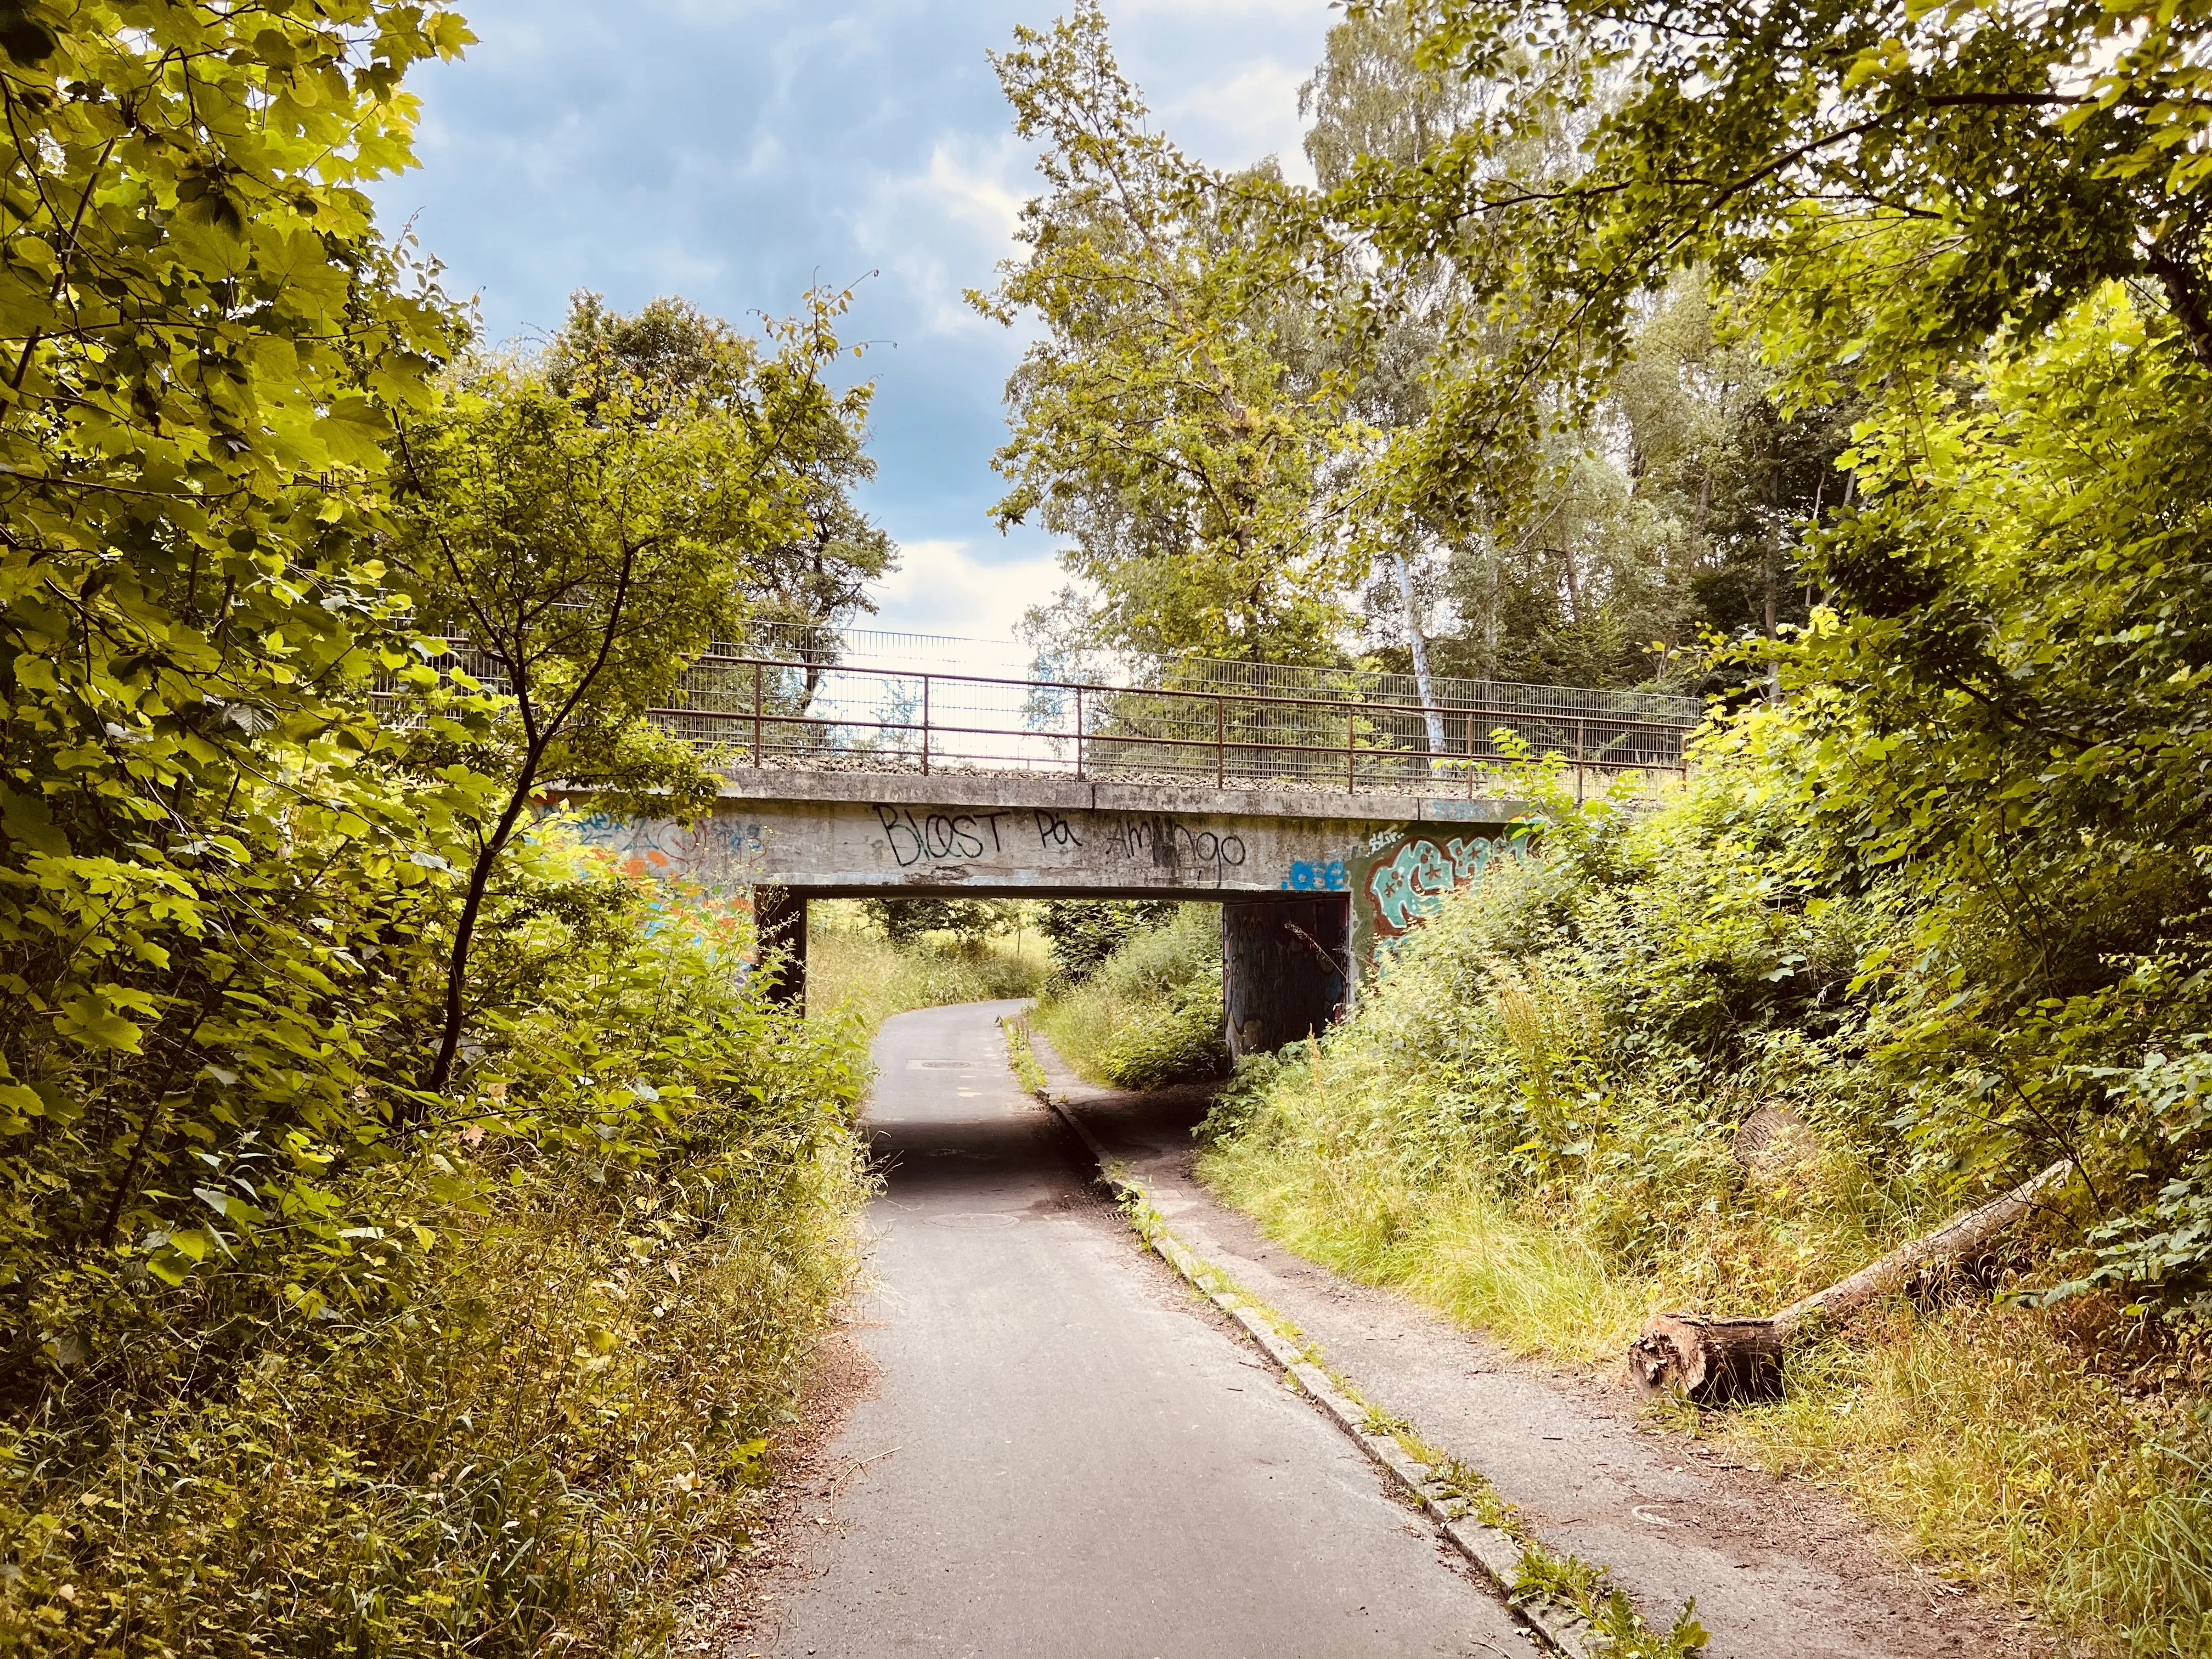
[{"left": 986, "top": 4, "right": 1855, "bottom": 696}]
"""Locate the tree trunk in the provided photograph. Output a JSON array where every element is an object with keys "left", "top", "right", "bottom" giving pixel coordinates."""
[
  {"left": 1627, "top": 1314, "right": 1790, "bottom": 1404},
  {"left": 1391, "top": 545, "right": 1448, "bottom": 769},
  {"left": 424, "top": 758, "right": 540, "bottom": 1097},
  {"left": 1763, "top": 534, "right": 1780, "bottom": 707},
  {"left": 1627, "top": 1159, "right": 2073, "bottom": 1404}
]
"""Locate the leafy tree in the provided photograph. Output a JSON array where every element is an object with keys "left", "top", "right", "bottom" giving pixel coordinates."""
[
  {"left": 1295, "top": 7, "right": 1473, "bottom": 730},
  {"left": 1337, "top": 0, "right": 2212, "bottom": 427},
  {"left": 389, "top": 291, "right": 873, "bottom": 1093},
  {"left": 1776, "top": 294, "right": 2212, "bottom": 1294},
  {"left": 551, "top": 292, "right": 895, "bottom": 646},
  {"left": 977, "top": 3, "right": 1361, "bottom": 669},
  {"left": 0, "top": 0, "right": 472, "bottom": 1300},
  {"left": 1334, "top": 0, "right": 2212, "bottom": 1299},
  {"left": 1294, "top": 8, "right": 1824, "bottom": 695},
  {"left": 861, "top": 897, "right": 1022, "bottom": 946},
  {"left": 1037, "top": 898, "right": 1176, "bottom": 984}
]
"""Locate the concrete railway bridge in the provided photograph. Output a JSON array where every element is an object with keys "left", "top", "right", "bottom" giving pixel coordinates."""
[{"left": 531, "top": 636, "right": 1703, "bottom": 1057}]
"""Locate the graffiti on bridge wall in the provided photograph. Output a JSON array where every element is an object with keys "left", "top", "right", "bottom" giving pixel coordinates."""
[
  {"left": 564, "top": 810, "right": 769, "bottom": 961},
  {"left": 873, "top": 804, "right": 1020, "bottom": 866},
  {"left": 567, "top": 810, "right": 766, "bottom": 877},
  {"left": 870, "top": 803, "right": 1249, "bottom": 885},
  {"left": 1351, "top": 826, "right": 1534, "bottom": 972},
  {"left": 1367, "top": 836, "right": 1499, "bottom": 936},
  {"left": 1104, "top": 814, "right": 1248, "bottom": 879}
]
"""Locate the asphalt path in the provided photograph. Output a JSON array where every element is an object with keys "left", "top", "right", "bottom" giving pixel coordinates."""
[
  {"left": 764, "top": 1000, "right": 1525, "bottom": 1659},
  {"left": 1035, "top": 1037, "right": 2037, "bottom": 1659}
]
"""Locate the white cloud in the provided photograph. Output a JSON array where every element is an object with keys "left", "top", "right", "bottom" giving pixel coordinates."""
[
  {"left": 375, "top": 0, "right": 1340, "bottom": 634},
  {"left": 845, "top": 134, "right": 1032, "bottom": 336},
  {"left": 919, "top": 137, "right": 1029, "bottom": 248},
  {"left": 1159, "top": 59, "right": 1317, "bottom": 184},
  {"left": 870, "top": 537, "right": 1064, "bottom": 646}
]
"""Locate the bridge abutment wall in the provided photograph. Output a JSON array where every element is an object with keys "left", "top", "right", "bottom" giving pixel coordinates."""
[
  {"left": 1222, "top": 897, "right": 1351, "bottom": 1058},
  {"left": 755, "top": 885, "right": 808, "bottom": 1008}
]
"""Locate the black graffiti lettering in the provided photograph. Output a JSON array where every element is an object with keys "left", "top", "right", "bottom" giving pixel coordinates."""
[
  {"left": 951, "top": 815, "right": 986, "bottom": 858},
  {"left": 1220, "top": 834, "right": 1246, "bottom": 867},
  {"left": 980, "top": 811, "right": 1008, "bottom": 852},
  {"left": 1145, "top": 815, "right": 1179, "bottom": 867},
  {"left": 875, "top": 804, "right": 926, "bottom": 868},
  {"left": 1194, "top": 831, "right": 1218, "bottom": 862},
  {"left": 1035, "top": 810, "right": 1081, "bottom": 849}
]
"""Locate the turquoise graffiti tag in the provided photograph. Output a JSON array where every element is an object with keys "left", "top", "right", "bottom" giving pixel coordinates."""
[{"left": 1366, "top": 835, "right": 1500, "bottom": 934}]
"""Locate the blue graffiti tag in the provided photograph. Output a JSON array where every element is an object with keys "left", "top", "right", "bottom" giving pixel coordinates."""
[{"left": 1281, "top": 859, "right": 1348, "bottom": 892}]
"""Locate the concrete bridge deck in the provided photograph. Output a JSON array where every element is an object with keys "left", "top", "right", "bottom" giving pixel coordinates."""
[{"left": 694, "top": 768, "right": 1528, "bottom": 896}]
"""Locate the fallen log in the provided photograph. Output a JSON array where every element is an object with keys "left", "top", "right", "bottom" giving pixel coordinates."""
[{"left": 1626, "top": 1158, "right": 2075, "bottom": 1404}]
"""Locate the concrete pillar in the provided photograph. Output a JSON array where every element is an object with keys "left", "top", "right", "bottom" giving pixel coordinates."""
[
  {"left": 1221, "top": 896, "right": 1350, "bottom": 1060},
  {"left": 755, "top": 885, "right": 807, "bottom": 1009}
]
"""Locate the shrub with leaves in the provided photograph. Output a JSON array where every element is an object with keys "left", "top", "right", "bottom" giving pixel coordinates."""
[
  {"left": 0, "top": 7, "right": 877, "bottom": 1651},
  {"left": 1, "top": 840, "right": 870, "bottom": 1654},
  {"left": 1036, "top": 898, "right": 1177, "bottom": 986},
  {"left": 1035, "top": 904, "right": 1227, "bottom": 1089}
]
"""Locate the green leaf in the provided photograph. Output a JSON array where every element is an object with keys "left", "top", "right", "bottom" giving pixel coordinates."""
[
  {"left": 54, "top": 994, "right": 144, "bottom": 1053},
  {"left": 1, "top": 787, "right": 68, "bottom": 856}
]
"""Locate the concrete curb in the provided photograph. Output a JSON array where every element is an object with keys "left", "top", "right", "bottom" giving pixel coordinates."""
[{"left": 1037, "top": 1086, "right": 1603, "bottom": 1659}]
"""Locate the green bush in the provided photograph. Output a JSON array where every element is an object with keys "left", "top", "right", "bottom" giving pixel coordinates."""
[
  {"left": 1035, "top": 905, "right": 1227, "bottom": 1088},
  {"left": 1, "top": 844, "right": 870, "bottom": 1656},
  {"left": 1198, "top": 732, "right": 2212, "bottom": 1654},
  {"left": 859, "top": 896, "right": 1025, "bottom": 945},
  {"left": 1036, "top": 898, "right": 1177, "bottom": 985}
]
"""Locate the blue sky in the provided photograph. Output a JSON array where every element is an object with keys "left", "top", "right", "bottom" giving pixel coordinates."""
[{"left": 370, "top": 0, "right": 1336, "bottom": 644}]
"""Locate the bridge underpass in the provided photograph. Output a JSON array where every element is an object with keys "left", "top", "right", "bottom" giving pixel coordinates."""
[
  {"left": 571, "top": 768, "right": 1539, "bottom": 1056},
  {"left": 490, "top": 632, "right": 1700, "bottom": 1052},
  {"left": 492, "top": 640, "right": 1722, "bottom": 1651}
]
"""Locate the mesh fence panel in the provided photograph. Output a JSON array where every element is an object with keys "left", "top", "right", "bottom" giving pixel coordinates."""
[{"left": 376, "top": 625, "right": 1705, "bottom": 792}]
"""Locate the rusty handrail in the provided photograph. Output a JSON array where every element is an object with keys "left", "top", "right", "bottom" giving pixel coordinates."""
[
  {"left": 396, "top": 642, "right": 1697, "bottom": 791},
  {"left": 653, "top": 703, "right": 1677, "bottom": 778},
  {"left": 686, "top": 653, "right": 1699, "bottom": 738}
]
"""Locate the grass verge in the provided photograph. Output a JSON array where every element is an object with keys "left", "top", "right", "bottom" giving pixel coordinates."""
[{"left": 1200, "top": 1121, "right": 2212, "bottom": 1656}]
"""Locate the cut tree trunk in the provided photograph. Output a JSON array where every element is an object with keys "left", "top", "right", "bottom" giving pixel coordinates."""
[{"left": 1626, "top": 1159, "right": 2074, "bottom": 1404}]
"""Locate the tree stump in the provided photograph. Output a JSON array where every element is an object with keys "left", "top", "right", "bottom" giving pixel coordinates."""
[
  {"left": 1627, "top": 1313, "right": 1788, "bottom": 1403},
  {"left": 1626, "top": 1158, "right": 2075, "bottom": 1406}
]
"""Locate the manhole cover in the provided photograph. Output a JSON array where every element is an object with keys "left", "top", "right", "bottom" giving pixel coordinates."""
[{"left": 924, "top": 1211, "right": 1020, "bottom": 1230}]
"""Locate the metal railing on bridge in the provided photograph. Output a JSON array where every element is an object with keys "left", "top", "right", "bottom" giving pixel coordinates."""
[{"left": 386, "top": 630, "right": 1705, "bottom": 800}]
